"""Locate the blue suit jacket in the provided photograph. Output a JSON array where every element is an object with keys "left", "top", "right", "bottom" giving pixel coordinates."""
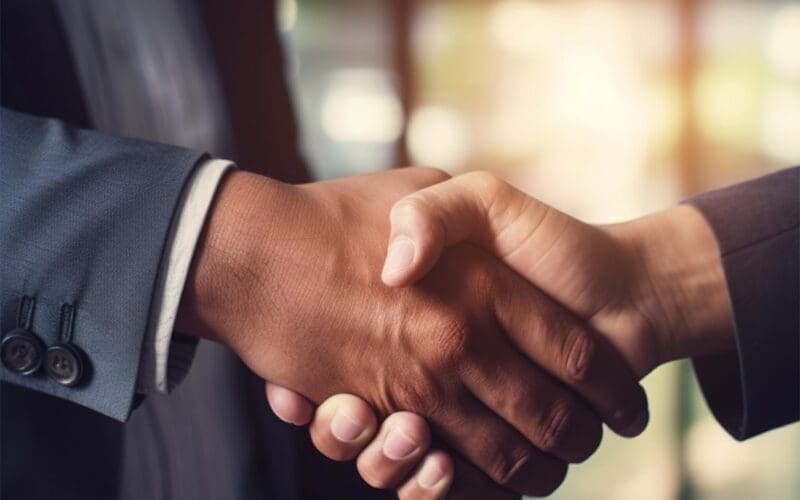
[
  {"left": 1, "top": 108, "right": 205, "bottom": 419},
  {"left": 1, "top": 1, "right": 392, "bottom": 500}
]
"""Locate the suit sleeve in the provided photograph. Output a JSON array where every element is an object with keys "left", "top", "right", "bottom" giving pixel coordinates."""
[
  {"left": 135, "top": 159, "right": 233, "bottom": 395},
  {"left": 686, "top": 167, "right": 799, "bottom": 440},
  {"left": 0, "top": 108, "right": 207, "bottom": 420}
]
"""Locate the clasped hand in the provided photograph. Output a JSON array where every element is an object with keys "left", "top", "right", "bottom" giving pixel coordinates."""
[{"left": 179, "top": 166, "right": 730, "bottom": 499}]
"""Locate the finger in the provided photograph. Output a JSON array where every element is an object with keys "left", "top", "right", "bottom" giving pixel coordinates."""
[
  {"left": 309, "top": 393, "right": 378, "bottom": 461},
  {"left": 493, "top": 279, "right": 649, "bottom": 437},
  {"left": 265, "top": 382, "right": 315, "bottom": 425},
  {"left": 395, "top": 450, "right": 454, "bottom": 500},
  {"left": 356, "top": 412, "right": 431, "bottom": 489},
  {"left": 382, "top": 171, "right": 531, "bottom": 287},
  {"left": 396, "top": 451, "right": 454, "bottom": 500},
  {"left": 429, "top": 392, "right": 567, "bottom": 496},
  {"left": 384, "top": 170, "right": 636, "bottom": 333},
  {"left": 463, "top": 335, "right": 603, "bottom": 463},
  {"left": 380, "top": 172, "right": 649, "bottom": 435},
  {"left": 432, "top": 453, "right": 522, "bottom": 500}
]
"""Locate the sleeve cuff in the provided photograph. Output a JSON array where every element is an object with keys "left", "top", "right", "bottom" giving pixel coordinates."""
[
  {"left": 136, "top": 158, "right": 235, "bottom": 395},
  {"left": 685, "top": 167, "right": 799, "bottom": 440}
]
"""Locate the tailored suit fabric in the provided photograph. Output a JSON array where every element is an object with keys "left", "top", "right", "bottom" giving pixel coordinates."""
[
  {"left": 1, "top": 0, "right": 391, "bottom": 498},
  {"left": 688, "top": 167, "right": 800, "bottom": 440}
]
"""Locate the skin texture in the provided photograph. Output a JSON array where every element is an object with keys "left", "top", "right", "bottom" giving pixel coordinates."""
[
  {"left": 268, "top": 171, "right": 735, "bottom": 499},
  {"left": 378, "top": 171, "right": 734, "bottom": 375},
  {"left": 176, "top": 167, "right": 649, "bottom": 498}
]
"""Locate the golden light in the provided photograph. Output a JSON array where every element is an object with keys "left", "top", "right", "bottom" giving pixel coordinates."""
[
  {"left": 489, "top": 1, "right": 552, "bottom": 55},
  {"left": 695, "top": 60, "right": 763, "bottom": 147},
  {"left": 320, "top": 69, "right": 404, "bottom": 144},
  {"left": 407, "top": 105, "right": 470, "bottom": 171},
  {"left": 765, "top": 4, "right": 800, "bottom": 78},
  {"left": 761, "top": 83, "right": 800, "bottom": 163}
]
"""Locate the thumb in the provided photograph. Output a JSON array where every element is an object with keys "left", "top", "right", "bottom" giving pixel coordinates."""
[
  {"left": 265, "top": 382, "right": 316, "bottom": 425},
  {"left": 381, "top": 171, "right": 541, "bottom": 286}
]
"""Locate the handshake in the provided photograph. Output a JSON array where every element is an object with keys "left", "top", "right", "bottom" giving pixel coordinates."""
[{"left": 176, "top": 167, "right": 734, "bottom": 499}]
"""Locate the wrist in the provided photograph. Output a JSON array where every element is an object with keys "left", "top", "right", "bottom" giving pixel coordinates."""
[
  {"left": 622, "top": 204, "right": 735, "bottom": 366},
  {"left": 175, "top": 170, "right": 290, "bottom": 351}
]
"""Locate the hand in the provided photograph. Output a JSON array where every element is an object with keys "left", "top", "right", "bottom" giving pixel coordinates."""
[
  {"left": 176, "top": 167, "right": 648, "bottom": 497},
  {"left": 269, "top": 170, "right": 735, "bottom": 499},
  {"left": 267, "top": 388, "right": 515, "bottom": 500},
  {"left": 379, "top": 171, "right": 735, "bottom": 377},
  {"left": 264, "top": 385, "right": 449, "bottom": 498}
]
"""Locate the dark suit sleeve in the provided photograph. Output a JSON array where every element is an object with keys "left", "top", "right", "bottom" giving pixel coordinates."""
[
  {"left": 0, "top": 108, "right": 207, "bottom": 420},
  {"left": 686, "top": 167, "right": 799, "bottom": 440}
]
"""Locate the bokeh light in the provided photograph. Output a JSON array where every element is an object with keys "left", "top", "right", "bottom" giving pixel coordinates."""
[
  {"left": 764, "top": 4, "right": 800, "bottom": 78},
  {"left": 281, "top": 1, "right": 800, "bottom": 497},
  {"left": 320, "top": 69, "right": 403, "bottom": 144},
  {"left": 407, "top": 105, "right": 470, "bottom": 170}
]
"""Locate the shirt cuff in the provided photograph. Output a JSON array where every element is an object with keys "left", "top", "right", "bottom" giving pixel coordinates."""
[{"left": 135, "top": 158, "right": 235, "bottom": 395}]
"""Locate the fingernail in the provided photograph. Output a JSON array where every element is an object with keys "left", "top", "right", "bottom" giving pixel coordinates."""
[
  {"left": 383, "top": 428, "right": 418, "bottom": 460},
  {"left": 417, "top": 457, "right": 445, "bottom": 489},
  {"left": 331, "top": 410, "right": 364, "bottom": 442},
  {"left": 382, "top": 237, "right": 416, "bottom": 279}
]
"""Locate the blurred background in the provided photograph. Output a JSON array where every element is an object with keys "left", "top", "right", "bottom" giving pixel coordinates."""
[{"left": 276, "top": 0, "right": 800, "bottom": 498}]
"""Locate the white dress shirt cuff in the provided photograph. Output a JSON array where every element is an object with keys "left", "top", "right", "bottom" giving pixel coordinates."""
[{"left": 135, "top": 158, "right": 235, "bottom": 395}]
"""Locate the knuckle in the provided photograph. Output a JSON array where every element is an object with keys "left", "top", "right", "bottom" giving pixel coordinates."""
[
  {"left": 424, "top": 316, "right": 470, "bottom": 368},
  {"left": 562, "top": 328, "right": 596, "bottom": 383},
  {"left": 537, "top": 399, "right": 577, "bottom": 454},
  {"left": 392, "top": 379, "right": 444, "bottom": 415},
  {"left": 391, "top": 194, "right": 444, "bottom": 240},
  {"left": 391, "top": 195, "right": 428, "bottom": 221},
  {"left": 392, "top": 381, "right": 430, "bottom": 411},
  {"left": 488, "top": 446, "right": 534, "bottom": 487},
  {"left": 463, "top": 259, "right": 500, "bottom": 303},
  {"left": 468, "top": 171, "right": 512, "bottom": 212},
  {"left": 466, "top": 170, "right": 505, "bottom": 196}
]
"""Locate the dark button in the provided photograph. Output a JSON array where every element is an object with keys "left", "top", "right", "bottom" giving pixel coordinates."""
[
  {"left": 1, "top": 328, "right": 44, "bottom": 375},
  {"left": 45, "top": 343, "right": 84, "bottom": 386}
]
